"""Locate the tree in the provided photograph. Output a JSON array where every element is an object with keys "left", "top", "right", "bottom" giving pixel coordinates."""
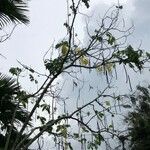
[
  {"left": 0, "top": 0, "right": 29, "bottom": 29},
  {"left": 0, "top": 74, "right": 31, "bottom": 149},
  {"left": 0, "top": 1, "right": 29, "bottom": 149},
  {"left": 1, "top": 0, "right": 150, "bottom": 150},
  {"left": 125, "top": 85, "right": 150, "bottom": 150},
  {"left": 0, "top": 0, "right": 29, "bottom": 55}
]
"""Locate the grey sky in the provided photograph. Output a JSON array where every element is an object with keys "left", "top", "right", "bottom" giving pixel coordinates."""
[{"left": 131, "top": 0, "right": 150, "bottom": 49}]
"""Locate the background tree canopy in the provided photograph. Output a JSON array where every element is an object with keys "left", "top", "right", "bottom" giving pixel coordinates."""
[{"left": 125, "top": 85, "right": 150, "bottom": 150}]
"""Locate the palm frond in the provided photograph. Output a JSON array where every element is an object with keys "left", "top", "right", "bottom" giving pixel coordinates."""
[
  {"left": 0, "top": 0, "right": 29, "bottom": 29},
  {"left": 0, "top": 130, "right": 31, "bottom": 149},
  {"left": 0, "top": 74, "right": 31, "bottom": 130}
]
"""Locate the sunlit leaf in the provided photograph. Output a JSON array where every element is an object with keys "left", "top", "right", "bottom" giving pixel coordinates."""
[
  {"left": 80, "top": 56, "right": 89, "bottom": 65},
  {"left": 61, "top": 44, "right": 69, "bottom": 56}
]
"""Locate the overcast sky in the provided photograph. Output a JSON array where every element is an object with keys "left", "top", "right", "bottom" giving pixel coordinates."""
[{"left": 0, "top": 0, "right": 150, "bottom": 149}]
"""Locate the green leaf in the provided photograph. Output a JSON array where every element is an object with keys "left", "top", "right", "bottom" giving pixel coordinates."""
[
  {"left": 79, "top": 138, "right": 87, "bottom": 144},
  {"left": 9, "top": 67, "right": 22, "bottom": 76},
  {"left": 82, "top": 126, "right": 89, "bottom": 133},
  {"left": 109, "top": 124, "right": 113, "bottom": 128},
  {"left": 61, "top": 44, "right": 69, "bottom": 56},
  {"left": 87, "top": 141, "right": 98, "bottom": 149},
  {"left": 29, "top": 74, "right": 34, "bottom": 82},
  {"left": 106, "top": 32, "right": 116, "bottom": 45},
  {"left": 44, "top": 57, "right": 63, "bottom": 75},
  {"left": 45, "top": 126, "right": 53, "bottom": 134},
  {"left": 41, "top": 103, "right": 50, "bottom": 114},
  {"left": 116, "top": 5, "right": 123, "bottom": 9},
  {"left": 29, "top": 68, "right": 35, "bottom": 73},
  {"left": 68, "top": 142, "right": 73, "bottom": 150},
  {"left": 95, "top": 111, "right": 104, "bottom": 118},
  {"left": 37, "top": 116, "right": 46, "bottom": 125},
  {"left": 73, "top": 133, "right": 79, "bottom": 138},
  {"left": 122, "top": 104, "right": 131, "bottom": 108},
  {"left": 55, "top": 41, "right": 68, "bottom": 49},
  {"left": 87, "top": 111, "right": 90, "bottom": 116},
  {"left": 17, "top": 90, "right": 28, "bottom": 108},
  {"left": 82, "top": 0, "right": 90, "bottom": 8},
  {"left": 146, "top": 52, "right": 150, "bottom": 59},
  {"left": 94, "top": 134, "right": 103, "bottom": 146},
  {"left": 105, "top": 101, "right": 110, "bottom": 106}
]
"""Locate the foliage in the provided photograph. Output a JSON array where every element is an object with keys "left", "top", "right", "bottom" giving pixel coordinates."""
[
  {"left": 0, "top": 0, "right": 29, "bottom": 29},
  {"left": 0, "top": 74, "right": 31, "bottom": 149},
  {"left": 125, "top": 85, "right": 150, "bottom": 150}
]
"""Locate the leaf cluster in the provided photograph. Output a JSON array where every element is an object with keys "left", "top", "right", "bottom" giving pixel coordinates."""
[{"left": 126, "top": 86, "right": 150, "bottom": 150}]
